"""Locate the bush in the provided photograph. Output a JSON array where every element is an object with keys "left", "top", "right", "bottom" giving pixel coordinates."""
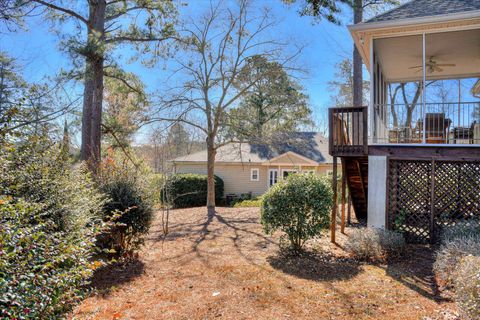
[
  {"left": 0, "top": 200, "right": 100, "bottom": 319},
  {"left": 453, "top": 255, "right": 480, "bottom": 320},
  {"left": 261, "top": 174, "right": 333, "bottom": 252},
  {"left": 161, "top": 174, "right": 224, "bottom": 208},
  {"left": 440, "top": 221, "right": 480, "bottom": 243},
  {"left": 434, "top": 235, "right": 480, "bottom": 288},
  {"left": 0, "top": 138, "right": 105, "bottom": 233},
  {"left": 0, "top": 138, "right": 105, "bottom": 318},
  {"left": 97, "top": 152, "right": 154, "bottom": 258},
  {"left": 345, "top": 228, "right": 405, "bottom": 262}
]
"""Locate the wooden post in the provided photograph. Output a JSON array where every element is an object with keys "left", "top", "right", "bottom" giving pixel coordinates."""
[
  {"left": 430, "top": 159, "right": 435, "bottom": 244},
  {"left": 331, "top": 156, "right": 338, "bottom": 243},
  {"left": 341, "top": 161, "right": 346, "bottom": 234},
  {"left": 347, "top": 193, "right": 352, "bottom": 226}
]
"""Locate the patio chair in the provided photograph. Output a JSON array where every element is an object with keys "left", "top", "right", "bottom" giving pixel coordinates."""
[{"left": 425, "top": 113, "right": 451, "bottom": 144}]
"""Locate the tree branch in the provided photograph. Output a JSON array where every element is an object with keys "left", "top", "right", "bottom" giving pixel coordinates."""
[{"left": 31, "top": 0, "right": 88, "bottom": 25}]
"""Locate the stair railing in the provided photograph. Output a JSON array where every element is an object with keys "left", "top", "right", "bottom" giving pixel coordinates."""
[{"left": 329, "top": 106, "right": 368, "bottom": 156}]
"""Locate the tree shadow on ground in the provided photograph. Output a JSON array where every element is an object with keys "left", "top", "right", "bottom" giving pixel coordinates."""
[
  {"left": 151, "top": 208, "right": 278, "bottom": 268},
  {"left": 384, "top": 244, "right": 447, "bottom": 302},
  {"left": 89, "top": 259, "right": 145, "bottom": 296},
  {"left": 267, "top": 250, "right": 362, "bottom": 282}
]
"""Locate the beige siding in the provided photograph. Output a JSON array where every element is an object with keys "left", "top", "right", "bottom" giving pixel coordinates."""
[
  {"left": 174, "top": 162, "right": 337, "bottom": 197},
  {"left": 175, "top": 163, "right": 269, "bottom": 197}
]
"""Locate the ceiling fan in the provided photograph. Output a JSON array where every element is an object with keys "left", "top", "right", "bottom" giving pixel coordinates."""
[{"left": 409, "top": 56, "right": 456, "bottom": 73}]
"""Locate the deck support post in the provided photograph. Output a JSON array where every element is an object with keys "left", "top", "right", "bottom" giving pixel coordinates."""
[
  {"left": 331, "top": 156, "right": 338, "bottom": 243},
  {"left": 341, "top": 161, "right": 347, "bottom": 234},
  {"left": 347, "top": 193, "right": 352, "bottom": 226}
]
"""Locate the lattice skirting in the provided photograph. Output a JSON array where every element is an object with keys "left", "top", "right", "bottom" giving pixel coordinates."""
[{"left": 388, "top": 159, "right": 480, "bottom": 243}]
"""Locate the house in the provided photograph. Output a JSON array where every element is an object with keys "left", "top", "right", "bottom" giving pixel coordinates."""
[
  {"left": 171, "top": 132, "right": 336, "bottom": 197},
  {"left": 331, "top": 0, "right": 480, "bottom": 243}
]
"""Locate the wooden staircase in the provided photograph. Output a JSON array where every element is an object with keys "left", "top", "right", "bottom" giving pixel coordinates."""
[
  {"left": 343, "top": 158, "right": 368, "bottom": 221},
  {"left": 329, "top": 106, "right": 369, "bottom": 222}
]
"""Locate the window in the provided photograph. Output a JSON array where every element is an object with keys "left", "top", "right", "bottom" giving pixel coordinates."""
[
  {"left": 268, "top": 169, "right": 278, "bottom": 187},
  {"left": 281, "top": 169, "right": 297, "bottom": 179},
  {"left": 326, "top": 170, "right": 333, "bottom": 176},
  {"left": 251, "top": 168, "right": 259, "bottom": 181}
]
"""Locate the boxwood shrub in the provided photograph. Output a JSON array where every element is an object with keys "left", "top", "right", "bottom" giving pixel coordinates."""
[
  {"left": 261, "top": 173, "right": 333, "bottom": 252},
  {"left": 161, "top": 174, "right": 224, "bottom": 208}
]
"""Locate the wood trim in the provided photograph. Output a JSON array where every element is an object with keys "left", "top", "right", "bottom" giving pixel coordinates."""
[
  {"left": 264, "top": 151, "right": 319, "bottom": 166},
  {"left": 369, "top": 145, "right": 480, "bottom": 160}
]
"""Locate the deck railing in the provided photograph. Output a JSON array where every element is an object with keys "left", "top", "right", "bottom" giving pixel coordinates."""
[
  {"left": 374, "top": 102, "right": 480, "bottom": 144},
  {"left": 329, "top": 106, "right": 368, "bottom": 156}
]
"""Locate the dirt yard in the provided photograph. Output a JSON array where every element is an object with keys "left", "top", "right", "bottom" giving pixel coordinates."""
[{"left": 71, "top": 207, "right": 456, "bottom": 320}]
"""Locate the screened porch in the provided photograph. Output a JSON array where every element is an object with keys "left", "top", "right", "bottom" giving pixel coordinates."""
[{"left": 371, "top": 28, "right": 480, "bottom": 145}]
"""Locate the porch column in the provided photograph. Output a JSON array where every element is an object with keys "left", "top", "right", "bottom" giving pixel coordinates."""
[
  {"left": 367, "top": 156, "right": 387, "bottom": 228},
  {"left": 422, "top": 32, "right": 427, "bottom": 144}
]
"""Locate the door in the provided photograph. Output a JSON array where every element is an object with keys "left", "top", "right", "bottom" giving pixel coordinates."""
[{"left": 268, "top": 169, "right": 278, "bottom": 187}]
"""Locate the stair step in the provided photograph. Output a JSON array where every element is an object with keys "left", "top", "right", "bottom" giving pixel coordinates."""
[{"left": 342, "top": 157, "right": 368, "bottom": 221}]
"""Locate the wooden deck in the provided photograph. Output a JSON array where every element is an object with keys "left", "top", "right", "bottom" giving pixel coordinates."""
[{"left": 328, "top": 106, "right": 480, "bottom": 236}]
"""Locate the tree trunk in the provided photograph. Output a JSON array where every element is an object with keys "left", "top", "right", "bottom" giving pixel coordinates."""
[
  {"left": 91, "top": 57, "right": 104, "bottom": 167},
  {"left": 81, "top": 0, "right": 106, "bottom": 169},
  {"left": 80, "top": 60, "right": 94, "bottom": 161},
  {"left": 353, "top": 0, "right": 363, "bottom": 108},
  {"left": 206, "top": 136, "right": 216, "bottom": 217}
]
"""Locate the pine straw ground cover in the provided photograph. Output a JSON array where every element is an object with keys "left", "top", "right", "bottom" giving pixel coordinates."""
[{"left": 71, "top": 207, "right": 456, "bottom": 320}]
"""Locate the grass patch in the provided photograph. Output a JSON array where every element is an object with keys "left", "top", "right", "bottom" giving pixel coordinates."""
[{"left": 233, "top": 197, "right": 262, "bottom": 207}]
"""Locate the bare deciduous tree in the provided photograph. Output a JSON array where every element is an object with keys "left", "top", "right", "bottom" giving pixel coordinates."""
[{"left": 150, "top": 0, "right": 300, "bottom": 216}]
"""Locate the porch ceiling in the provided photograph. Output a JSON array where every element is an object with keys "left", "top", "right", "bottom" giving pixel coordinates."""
[{"left": 374, "top": 28, "right": 480, "bottom": 82}]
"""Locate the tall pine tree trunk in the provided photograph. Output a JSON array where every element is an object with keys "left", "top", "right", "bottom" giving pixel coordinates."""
[
  {"left": 80, "top": 60, "right": 94, "bottom": 161},
  {"left": 81, "top": 0, "right": 106, "bottom": 169},
  {"left": 91, "top": 57, "right": 104, "bottom": 166},
  {"left": 206, "top": 135, "right": 216, "bottom": 217},
  {"left": 353, "top": 0, "right": 363, "bottom": 108}
]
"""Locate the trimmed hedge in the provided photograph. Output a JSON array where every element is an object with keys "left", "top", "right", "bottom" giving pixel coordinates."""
[{"left": 161, "top": 174, "right": 224, "bottom": 208}]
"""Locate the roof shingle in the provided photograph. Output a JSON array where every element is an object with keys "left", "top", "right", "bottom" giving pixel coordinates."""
[
  {"left": 171, "top": 132, "right": 333, "bottom": 164},
  {"left": 366, "top": 0, "right": 480, "bottom": 23}
]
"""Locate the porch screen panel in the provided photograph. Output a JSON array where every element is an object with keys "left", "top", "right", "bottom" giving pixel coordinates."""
[
  {"left": 424, "top": 30, "right": 480, "bottom": 144},
  {"left": 373, "top": 34, "right": 423, "bottom": 144}
]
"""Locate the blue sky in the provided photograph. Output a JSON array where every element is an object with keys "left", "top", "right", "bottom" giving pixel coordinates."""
[{"left": 0, "top": 0, "right": 360, "bottom": 142}]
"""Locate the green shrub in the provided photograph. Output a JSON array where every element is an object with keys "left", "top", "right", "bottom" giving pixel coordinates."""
[
  {"left": 434, "top": 235, "right": 480, "bottom": 289},
  {"left": 0, "top": 138, "right": 105, "bottom": 318},
  {"left": 440, "top": 221, "right": 480, "bottom": 243},
  {"left": 453, "top": 255, "right": 480, "bottom": 320},
  {"left": 261, "top": 174, "right": 333, "bottom": 252},
  {"left": 0, "top": 138, "right": 105, "bottom": 233},
  {"left": 345, "top": 228, "right": 405, "bottom": 262},
  {"left": 161, "top": 174, "right": 224, "bottom": 208},
  {"left": 97, "top": 152, "right": 154, "bottom": 258},
  {"left": 233, "top": 197, "right": 262, "bottom": 208},
  {"left": 0, "top": 200, "right": 101, "bottom": 319}
]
